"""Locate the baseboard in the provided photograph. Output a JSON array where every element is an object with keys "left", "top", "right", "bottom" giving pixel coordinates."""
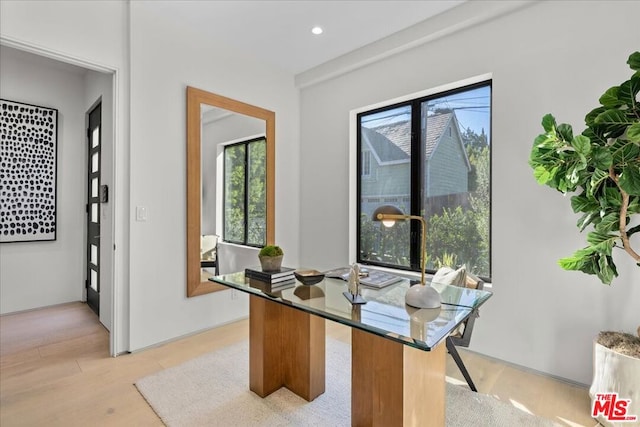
[{"left": 458, "top": 346, "right": 589, "bottom": 389}]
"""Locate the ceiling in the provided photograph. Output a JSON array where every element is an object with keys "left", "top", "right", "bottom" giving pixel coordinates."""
[{"left": 158, "top": 1, "right": 466, "bottom": 75}]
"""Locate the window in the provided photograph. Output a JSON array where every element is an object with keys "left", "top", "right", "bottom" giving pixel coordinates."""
[
  {"left": 362, "top": 151, "right": 371, "bottom": 177},
  {"left": 223, "top": 137, "right": 266, "bottom": 246},
  {"left": 357, "top": 80, "right": 491, "bottom": 280}
]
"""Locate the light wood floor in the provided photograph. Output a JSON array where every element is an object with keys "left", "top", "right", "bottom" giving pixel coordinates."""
[{"left": 0, "top": 302, "right": 596, "bottom": 426}]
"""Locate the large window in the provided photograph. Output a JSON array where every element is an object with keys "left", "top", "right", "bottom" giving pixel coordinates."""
[
  {"left": 357, "top": 81, "right": 491, "bottom": 280},
  {"left": 223, "top": 137, "right": 266, "bottom": 246}
]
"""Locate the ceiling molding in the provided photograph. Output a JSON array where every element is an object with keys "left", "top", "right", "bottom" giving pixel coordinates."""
[
  {"left": 0, "top": 34, "right": 117, "bottom": 74},
  {"left": 294, "top": 0, "right": 536, "bottom": 89}
]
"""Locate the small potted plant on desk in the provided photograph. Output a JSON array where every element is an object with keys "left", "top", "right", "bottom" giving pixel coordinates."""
[{"left": 258, "top": 245, "right": 284, "bottom": 272}]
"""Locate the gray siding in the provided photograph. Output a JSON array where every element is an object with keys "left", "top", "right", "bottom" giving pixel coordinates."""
[{"left": 425, "top": 122, "right": 468, "bottom": 198}]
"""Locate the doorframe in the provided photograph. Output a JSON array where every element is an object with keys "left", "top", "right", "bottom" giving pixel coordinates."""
[{"left": 0, "top": 35, "right": 122, "bottom": 356}]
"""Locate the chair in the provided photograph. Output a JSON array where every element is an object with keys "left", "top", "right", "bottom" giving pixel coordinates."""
[
  {"left": 200, "top": 235, "right": 219, "bottom": 275},
  {"left": 446, "top": 271, "right": 484, "bottom": 392}
]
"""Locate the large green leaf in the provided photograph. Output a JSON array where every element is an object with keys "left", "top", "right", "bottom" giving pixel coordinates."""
[
  {"left": 558, "top": 255, "right": 585, "bottom": 271},
  {"left": 557, "top": 123, "right": 574, "bottom": 142},
  {"left": 571, "top": 135, "right": 591, "bottom": 155},
  {"left": 603, "top": 186, "right": 623, "bottom": 208},
  {"left": 599, "top": 86, "right": 621, "bottom": 108},
  {"left": 541, "top": 114, "right": 556, "bottom": 132},
  {"left": 533, "top": 165, "right": 551, "bottom": 185},
  {"left": 611, "top": 138, "right": 640, "bottom": 164},
  {"left": 587, "top": 232, "right": 618, "bottom": 256},
  {"left": 627, "top": 123, "right": 640, "bottom": 143},
  {"left": 628, "top": 51, "right": 640, "bottom": 71},
  {"left": 585, "top": 106, "right": 607, "bottom": 127},
  {"left": 619, "top": 165, "right": 640, "bottom": 196},
  {"left": 595, "top": 109, "right": 633, "bottom": 126},
  {"left": 618, "top": 75, "right": 639, "bottom": 108},
  {"left": 590, "top": 168, "right": 609, "bottom": 192},
  {"left": 597, "top": 254, "right": 617, "bottom": 285},
  {"left": 571, "top": 194, "right": 599, "bottom": 213},
  {"left": 628, "top": 197, "right": 640, "bottom": 214},
  {"left": 533, "top": 133, "right": 553, "bottom": 147},
  {"left": 577, "top": 212, "right": 597, "bottom": 231},
  {"left": 592, "top": 148, "right": 613, "bottom": 170},
  {"left": 582, "top": 128, "right": 607, "bottom": 146},
  {"left": 595, "top": 212, "right": 620, "bottom": 233},
  {"left": 559, "top": 247, "right": 598, "bottom": 274}
]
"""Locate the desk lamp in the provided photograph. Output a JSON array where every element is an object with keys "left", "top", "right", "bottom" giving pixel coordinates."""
[{"left": 372, "top": 205, "right": 441, "bottom": 309}]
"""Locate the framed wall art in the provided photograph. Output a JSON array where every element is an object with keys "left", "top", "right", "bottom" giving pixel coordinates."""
[{"left": 1, "top": 99, "right": 58, "bottom": 243}]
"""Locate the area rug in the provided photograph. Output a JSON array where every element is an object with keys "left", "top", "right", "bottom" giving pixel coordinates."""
[{"left": 135, "top": 339, "right": 559, "bottom": 426}]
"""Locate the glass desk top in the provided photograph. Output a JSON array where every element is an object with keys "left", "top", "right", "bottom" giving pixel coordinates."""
[{"left": 211, "top": 271, "right": 492, "bottom": 351}]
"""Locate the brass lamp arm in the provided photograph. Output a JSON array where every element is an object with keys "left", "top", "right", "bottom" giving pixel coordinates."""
[{"left": 375, "top": 213, "right": 426, "bottom": 286}]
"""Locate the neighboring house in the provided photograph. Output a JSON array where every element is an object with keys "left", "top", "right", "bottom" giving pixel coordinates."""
[{"left": 360, "top": 112, "right": 471, "bottom": 217}]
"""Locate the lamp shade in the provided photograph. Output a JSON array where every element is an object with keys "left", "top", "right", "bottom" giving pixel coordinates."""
[{"left": 371, "top": 205, "right": 404, "bottom": 221}]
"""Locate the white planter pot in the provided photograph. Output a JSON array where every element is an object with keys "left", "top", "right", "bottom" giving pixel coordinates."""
[{"left": 589, "top": 341, "right": 640, "bottom": 426}]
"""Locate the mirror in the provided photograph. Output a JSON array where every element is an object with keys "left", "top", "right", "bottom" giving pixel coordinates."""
[{"left": 187, "top": 86, "right": 275, "bottom": 297}]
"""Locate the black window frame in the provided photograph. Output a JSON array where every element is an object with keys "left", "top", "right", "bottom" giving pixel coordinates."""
[
  {"left": 222, "top": 136, "right": 266, "bottom": 247},
  {"left": 356, "top": 80, "right": 492, "bottom": 281}
]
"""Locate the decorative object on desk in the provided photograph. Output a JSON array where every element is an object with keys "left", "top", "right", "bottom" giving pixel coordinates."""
[
  {"left": 372, "top": 205, "right": 441, "bottom": 309},
  {"left": 294, "top": 269, "right": 325, "bottom": 285},
  {"left": 294, "top": 285, "right": 325, "bottom": 300},
  {"left": 343, "top": 263, "right": 366, "bottom": 305},
  {"left": 245, "top": 266, "right": 295, "bottom": 283},
  {"left": 0, "top": 99, "right": 58, "bottom": 243},
  {"left": 529, "top": 51, "right": 640, "bottom": 285},
  {"left": 258, "top": 245, "right": 284, "bottom": 271}
]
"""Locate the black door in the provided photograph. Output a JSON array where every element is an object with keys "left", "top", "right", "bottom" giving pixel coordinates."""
[{"left": 86, "top": 103, "right": 101, "bottom": 315}]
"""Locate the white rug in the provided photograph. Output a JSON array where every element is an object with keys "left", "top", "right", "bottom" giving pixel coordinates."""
[{"left": 136, "top": 339, "right": 559, "bottom": 426}]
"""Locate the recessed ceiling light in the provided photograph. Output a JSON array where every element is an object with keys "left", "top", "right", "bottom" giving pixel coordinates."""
[{"left": 311, "top": 26, "right": 323, "bottom": 35}]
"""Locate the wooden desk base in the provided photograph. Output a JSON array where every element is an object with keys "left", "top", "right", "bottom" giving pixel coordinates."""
[
  {"left": 249, "top": 295, "right": 325, "bottom": 401},
  {"left": 352, "top": 328, "right": 446, "bottom": 427}
]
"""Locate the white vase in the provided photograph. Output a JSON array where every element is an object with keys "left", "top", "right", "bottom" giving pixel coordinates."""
[{"left": 589, "top": 341, "right": 640, "bottom": 426}]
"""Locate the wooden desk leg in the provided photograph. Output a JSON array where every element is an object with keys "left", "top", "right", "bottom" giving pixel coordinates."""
[
  {"left": 249, "top": 295, "right": 325, "bottom": 401},
  {"left": 351, "top": 329, "right": 446, "bottom": 427}
]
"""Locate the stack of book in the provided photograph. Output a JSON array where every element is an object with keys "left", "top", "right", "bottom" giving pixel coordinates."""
[{"left": 245, "top": 267, "right": 296, "bottom": 293}]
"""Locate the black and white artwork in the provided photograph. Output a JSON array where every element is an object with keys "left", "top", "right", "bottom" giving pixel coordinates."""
[{"left": 1, "top": 99, "right": 58, "bottom": 243}]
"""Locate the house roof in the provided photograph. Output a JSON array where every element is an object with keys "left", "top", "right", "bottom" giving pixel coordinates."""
[
  {"left": 366, "top": 112, "right": 455, "bottom": 158},
  {"left": 362, "top": 127, "right": 409, "bottom": 163},
  {"left": 424, "top": 113, "right": 452, "bottom": 158}
]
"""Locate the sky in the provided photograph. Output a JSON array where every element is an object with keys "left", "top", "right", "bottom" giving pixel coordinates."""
[{"left": 361, "top": 84, "right": 491, "bottom": 142}]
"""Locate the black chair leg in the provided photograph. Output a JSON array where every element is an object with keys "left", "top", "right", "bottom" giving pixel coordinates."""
[{"left": 446, "top": 337, "right": 478, "bottom": 392}]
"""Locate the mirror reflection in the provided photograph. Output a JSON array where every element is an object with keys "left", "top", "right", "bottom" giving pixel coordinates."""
[{"left": 187, "top": 87, "right": 275, "bottom": 297}]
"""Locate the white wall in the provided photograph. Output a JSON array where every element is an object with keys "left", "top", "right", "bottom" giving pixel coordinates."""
[
  {"left": 127, "top": 2, "right": 300, "bottom": 351},
  {"left": 1, "top": 0, "right": 129, "bottom": 353},
  {"left": 0, "top": 47, "right": 86, "bottom": 313},
  {"left": 298, "top": 0, "right": 640, "bottom": 385}
]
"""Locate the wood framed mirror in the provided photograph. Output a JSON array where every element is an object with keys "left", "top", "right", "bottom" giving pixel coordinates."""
[{"left": 186, "top": 86, "right": 275, "bottom": 297}]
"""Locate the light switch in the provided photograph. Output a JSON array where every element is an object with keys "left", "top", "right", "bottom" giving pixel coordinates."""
[{"left": 136, "top": 206, "right": 148, "bottom": 222}]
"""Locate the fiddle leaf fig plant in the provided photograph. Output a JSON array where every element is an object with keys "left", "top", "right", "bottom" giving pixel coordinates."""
[{"left": 529, "top": 51, "right": 640, "bottom": 285}]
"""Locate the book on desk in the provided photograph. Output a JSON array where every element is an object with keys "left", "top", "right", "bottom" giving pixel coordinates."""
[
  {"left": 245, "top": 266, "right": 295, "bottom": 284},
  {"left": 246, "top": 276, "right": 296, "bottom": 294},
  {"left": 324, "top": 267, "right": 404, "bottom": 289}
]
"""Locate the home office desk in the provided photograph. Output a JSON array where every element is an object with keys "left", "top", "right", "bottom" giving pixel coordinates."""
[{"left": 211, "top": 272, "right": 492, "bottom": 426}]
